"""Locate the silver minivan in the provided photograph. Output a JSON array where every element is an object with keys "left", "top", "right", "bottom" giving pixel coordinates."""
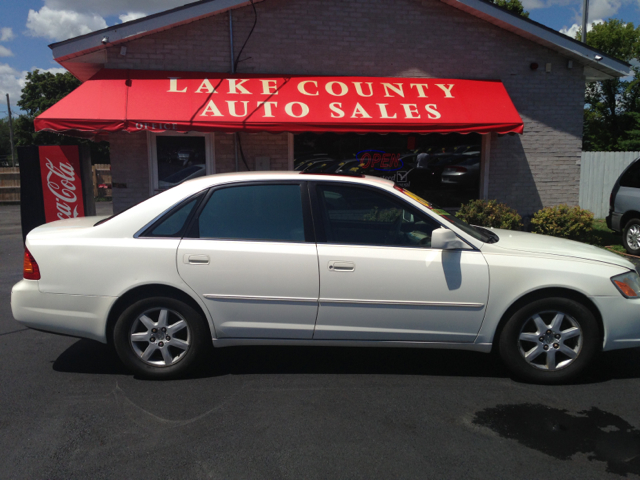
[{"left": 607, "top": 156, "right": 640, "bottom": 254}]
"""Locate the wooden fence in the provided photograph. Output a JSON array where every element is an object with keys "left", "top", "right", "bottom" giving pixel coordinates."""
[
  {"left": 0, "top": 164, "right": 112, "bottom": 203},
  {"left": 93, "top": 164, "right": 112, "bottom": 198},
  {"left": 579, "top": 152, "right": 640, "bottom": 218},
  {"left": 0, "top": 167, "right": 20, "bottom": 202}
]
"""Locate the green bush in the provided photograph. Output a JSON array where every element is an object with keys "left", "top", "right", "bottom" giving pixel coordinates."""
[
  {"left": 456, "top": 199, "right": 523, "bottom": 230},
  {"left": 530, "top": 205, "right": 594, "bottom": 242}
]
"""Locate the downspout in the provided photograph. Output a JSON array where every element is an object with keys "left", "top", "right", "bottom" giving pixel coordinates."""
[{"left": 230, "top": 10, "right": 239, "bottom": 172}]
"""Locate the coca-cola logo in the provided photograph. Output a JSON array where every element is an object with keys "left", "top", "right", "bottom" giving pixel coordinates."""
[{"left": 44, "top": 158, "right": 80, "bottom": 220}]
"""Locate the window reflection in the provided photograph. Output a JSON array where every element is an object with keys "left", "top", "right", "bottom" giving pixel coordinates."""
[{"left": 156, "top": 136, "right": 206, "bottom": 189}]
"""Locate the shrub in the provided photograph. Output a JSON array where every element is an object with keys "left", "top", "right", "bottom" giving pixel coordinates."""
[
  {"left": 456, "top": 199, "right": 523, "bottom": 230},
  {"left": 530, "top": 205, "right": 594, "bottom": 242}
]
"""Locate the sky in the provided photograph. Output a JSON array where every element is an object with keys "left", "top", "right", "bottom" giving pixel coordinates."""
[{"left": 1, "top": 0, "right": 640, "bottom": 116}]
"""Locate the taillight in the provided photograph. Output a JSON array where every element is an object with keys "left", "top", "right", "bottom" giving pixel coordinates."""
[{"left": 23, "top": 248, "right": 41, "bottom": 280}]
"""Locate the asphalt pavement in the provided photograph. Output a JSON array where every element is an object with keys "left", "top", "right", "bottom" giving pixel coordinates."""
[{"left": 2, "top": 203, "right": 640, "bottom": 479}]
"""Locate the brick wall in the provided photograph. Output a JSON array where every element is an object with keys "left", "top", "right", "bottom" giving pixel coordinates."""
[
  {"left": 215, "top": 132, "right": 289, "bottom": 173},
  {"left": 104, "top": 0, "right": 586, "bottom": 215},
  {"left": 109, "top": 132, "right": 149, "bottom": 213}
]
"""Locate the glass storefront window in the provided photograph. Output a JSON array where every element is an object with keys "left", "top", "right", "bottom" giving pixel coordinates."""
[
  {"left": 150, "top": 133, "right": 214, "bottom": 194},
  {"left": 294, "top": 132, "right": 482, "bottom": 209}
]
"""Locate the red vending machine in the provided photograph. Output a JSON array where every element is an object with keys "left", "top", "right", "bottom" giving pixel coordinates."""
[{"left": 18, "top": 145, "right": 87, "bottom": 242}]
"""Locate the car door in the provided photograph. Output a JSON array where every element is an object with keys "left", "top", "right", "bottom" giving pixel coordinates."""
[
  {"left": 311, "top": 182, "right": 489, "bottom": 343},
  {"left": 177, "top": 182, "right": 319, "bottom": 339}
]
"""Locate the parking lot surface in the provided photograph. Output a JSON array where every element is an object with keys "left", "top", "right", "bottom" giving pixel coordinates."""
[{"left": 2, "top": 203, "right": 640, "bottom": 479}]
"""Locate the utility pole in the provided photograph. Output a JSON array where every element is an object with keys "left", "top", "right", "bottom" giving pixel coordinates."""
[
  {"left": 6, "top": 94, "right": 15, "bottom": 167},
  {"left": 581, "top": 0, "right": 589, "bottom": 43}
]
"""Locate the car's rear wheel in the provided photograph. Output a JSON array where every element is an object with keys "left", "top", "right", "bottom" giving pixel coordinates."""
[
  {"left": 113, "top": 297, "right": 210, "bottom": 379},
  {"left": 498, "top": 297, "right": 600, "bottom": 384},
  {"left": 623, "top": 218, "right": 640, "bottom": 255}
]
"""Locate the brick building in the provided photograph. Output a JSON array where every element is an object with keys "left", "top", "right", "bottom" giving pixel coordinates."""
[{"left": 38, "top": 0, "right": 629, "bottom": 215}]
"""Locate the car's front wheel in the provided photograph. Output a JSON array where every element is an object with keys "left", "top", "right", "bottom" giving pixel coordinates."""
[
  {"left": 623, "top": 218, "right": 640, "bottom": 255},
  {"left": 498, "top": 297, "right": 599, "bottom": 384},
  {"left": 113, "top": 297, "right": 211, "bottom": 379}
]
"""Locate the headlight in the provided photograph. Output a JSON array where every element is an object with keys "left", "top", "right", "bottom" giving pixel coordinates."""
[{"left": 611, "top": 271, "right": 640, "bottom": 298}]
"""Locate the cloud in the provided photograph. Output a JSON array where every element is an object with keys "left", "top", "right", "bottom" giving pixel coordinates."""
[
  {"left": 559, "top": 19, "right": 604, "bottom": 38},
  {"left": 119, "top": 12, "right": 147, "bottom": 23},
  {"left": 40, "top": 67, "right": 68, "bottom": 75},
  {"left": 520, "top": 0, "right": 547, "bottom": 10},
  {"left": 0, "top": 28, "right": 14, "bottom": 42},
  {"left": 0, "top": 64, "right": 27, "bottom": 107},
  {"left": 44, "top": 0, "right": 187, "bottom": 17},
  {"left": 26, "top": 6, "right": 108, "bottom": 42},
  {"left": 0, "top": 46, "right": 13, "bottom": 57},
  {"left": 588, "top": 0, "right": 623, "bottom": 21},
  {"left": 0, "top": 65, "right": 69, "bottom": 109}
]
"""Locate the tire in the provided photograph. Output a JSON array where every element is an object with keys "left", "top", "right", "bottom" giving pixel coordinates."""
[
  {"left": 498, "top": 297, "right": 600, "bottom": 384},
  {"left": 113, "top": 296, "right": 211, "bottom": 379},
  {"left": 623, "top": 218, "right": 640, "bottom": 255}
]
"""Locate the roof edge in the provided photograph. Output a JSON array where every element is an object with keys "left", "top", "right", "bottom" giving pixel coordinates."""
[
  {"left": 50, "top": 0, "right": 262, "bottom": 62},
  {"left": 440, "top": 0, "right": 631, "bottom": 77},
  {"left": 50, "top": 0, "right": 631, "bottom": 79}
]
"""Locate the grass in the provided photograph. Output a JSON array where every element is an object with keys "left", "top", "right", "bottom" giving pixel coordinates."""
[{"left": 591, "top": 219, "right": 626, "bottom": 254}]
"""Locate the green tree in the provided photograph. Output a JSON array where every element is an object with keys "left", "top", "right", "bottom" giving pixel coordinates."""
[
  {"left": 581, "top": 20, "right": 640, "bottom": 151},
  {"left": 0, "top": 118, "right": 12, "bottom": 162},
  {"left": 15, "top": 69, "right": 109, "bottom": 163},
  {"left": 492, "top": 0, "right": 529, "bottom": 18}
]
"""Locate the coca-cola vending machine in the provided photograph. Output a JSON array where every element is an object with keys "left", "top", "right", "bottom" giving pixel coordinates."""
[{"left": 18, "top": 145, "right": 93, "bottom": 242}]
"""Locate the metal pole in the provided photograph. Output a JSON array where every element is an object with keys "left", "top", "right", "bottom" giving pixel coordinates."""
[
  {"left": 229, "top": 11, "right": 235, "bottom": 74},
  {"left": 581, "top": 0, "right": 589, "bottom": 43},
  {"left": 230, "top": 11, "right": 239, "bottom": 172},
  {"left": 6, "top": 94, "right": 15, "bottom": 167}
]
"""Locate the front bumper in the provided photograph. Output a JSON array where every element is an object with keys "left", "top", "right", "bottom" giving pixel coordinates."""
[
  {"left": 593, "top": 294, "right": 640, "bottom": 350},
  {"left": 11, "top": 280, "right": 116, "bottom": 343}
]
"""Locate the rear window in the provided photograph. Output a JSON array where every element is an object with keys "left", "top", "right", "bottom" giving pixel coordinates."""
[
  {"left": 144, "top": 197, "right": 201, "bottom": 237},
  {"left": 620, "top": 160, "right": 640, "bottom": 188}
]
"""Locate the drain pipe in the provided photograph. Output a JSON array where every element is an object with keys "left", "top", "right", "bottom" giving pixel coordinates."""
[{"left": 229, "top": 11, "right": 240, "bottom": 172}]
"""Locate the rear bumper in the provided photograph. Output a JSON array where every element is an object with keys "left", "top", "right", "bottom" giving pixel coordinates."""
[
  {"left": 11, "top": 280, "right": 115, "bottom": 343},
  {"left": 607, "top": 211, "right": 622, "bottom": 232}
]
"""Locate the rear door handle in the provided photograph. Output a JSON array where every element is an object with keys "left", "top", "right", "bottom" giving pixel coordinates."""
[
  {"left": 184, "top": 254, "right": 210, "bottom": 265},
  {"left": 328, "top": 261, "right": 355, "bottom": 272}
]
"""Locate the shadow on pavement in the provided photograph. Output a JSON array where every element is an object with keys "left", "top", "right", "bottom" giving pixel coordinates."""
[
  {"left": 53, "top": 339, "right": 128, "bottom": 375},
  {"left": 53, "top": 339, "right": 640, "bottom": 383},
  {"left": 55, "top": 338, "right": 509, "bottom": 379},
  {"left": 582, "top": 347, "right": 640, "bottom": 383}
]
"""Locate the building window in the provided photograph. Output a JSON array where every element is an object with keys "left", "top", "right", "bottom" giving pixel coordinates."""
[{"left": 148, "top": 132, "right": 215, "bottom": 194}]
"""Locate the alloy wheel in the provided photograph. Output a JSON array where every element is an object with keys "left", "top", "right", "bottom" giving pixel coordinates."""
[
  {"left": 626, "top": 224, "right": 640, "bottom": 251},
  {"left": 517, "top": 310, "right": 582, "bottom": 371},
  {"left": 129, "top": 307, "right": 191, "bottom": 367}
]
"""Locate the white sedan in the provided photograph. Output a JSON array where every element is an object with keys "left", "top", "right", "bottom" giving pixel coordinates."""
[{"left": 11, "top": 172, "right": 640, "bottom": 383}]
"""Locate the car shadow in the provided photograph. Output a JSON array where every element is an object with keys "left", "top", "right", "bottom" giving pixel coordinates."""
[
  {"left": 53, "top": 339, "right": 640, "bottom": 383},
  {"left": 52, "top": 339, "right": 129, "bottom": 376},
  {"left": 54, "top": 338, "right": 510, "bottom": 379}
]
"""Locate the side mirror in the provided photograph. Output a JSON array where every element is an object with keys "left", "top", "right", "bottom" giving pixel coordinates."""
[{"left": 431, "top": 227, "right": 466, "bottom": 250}]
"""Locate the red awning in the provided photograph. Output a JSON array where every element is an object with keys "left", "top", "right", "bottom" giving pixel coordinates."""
[{"left": 36, "top": 69, "right": 524, "bottom": 138}]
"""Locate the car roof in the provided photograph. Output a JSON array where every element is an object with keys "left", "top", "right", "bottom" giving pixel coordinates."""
[{"left": 181, "top": 170, "right": 396, "bottom": 191}]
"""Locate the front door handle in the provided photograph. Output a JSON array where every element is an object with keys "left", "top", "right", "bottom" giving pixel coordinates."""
[
  {"left": 184, "top": 254, "right": 210, "bottom": 265},
  {"left": 328, "top": 261, "right": 355, "bottom": 272}
]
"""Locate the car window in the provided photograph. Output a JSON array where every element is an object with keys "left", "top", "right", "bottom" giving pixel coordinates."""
[
  {"left": 143, "top": 195, "right": 201, "bottom": 237},
  {"left": 620, "top": 160, "right": 640, "bottom": 188},
  {"left": 196, "top": 184, "right": 305, "bottom": 242},
  {"left": 316, "top": 184, "right": 439, "bottom": 247}
]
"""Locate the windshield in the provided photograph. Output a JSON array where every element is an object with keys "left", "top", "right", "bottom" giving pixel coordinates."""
[{"left": 393, "top": 186, "right": 497, "bottom": 243}]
